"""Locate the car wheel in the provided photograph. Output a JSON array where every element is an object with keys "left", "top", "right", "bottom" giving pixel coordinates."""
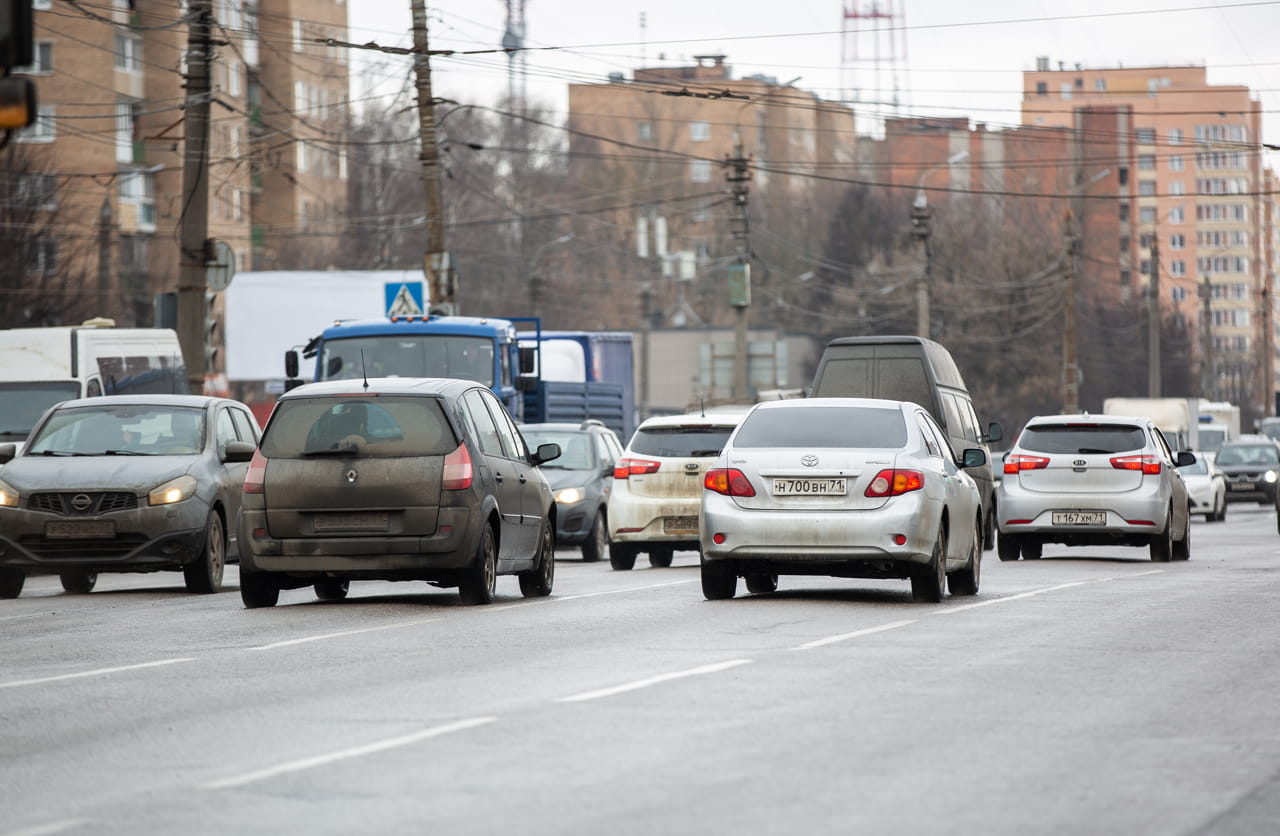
[
  {"left": 184, "top": 509, "right": 226, "bottom": 594},
  {"left": 983, "top": 505, "right": 996, "bottom": 552},
  {"left": 1217, "top": 495, "right": 1227, "bottom": 521},
  {"left": 1276, "top": 510, "right": 1280, "bottom": 536},
  {"left": 1021, "top": 540, "right": 1042, "bottom": 560},
  {"left": 580, "top": 511, "right": 608, "bottom": 562},
  {"left": 911, "top": 529, "right": 947, "bottom": 603},
  {"left": 701, "top": 557, "right": 737, "bottom": 600},
  {"left": 239, "top": 568, "right": 279, "bottom": 608},
  {"left": 1173, "top": 509, "right": 1191, "bottom": 561},
  {"left": 648, "top": 546, "right": 674, "bottom": 568},
  {"left": 459, "top": 523, "right": 497, "bottom": 605},
  {"left": 948, "top": 522, "right": 981, "bottom": 596},
  {"left": 744, "top": 573, "right": 778, "bottom": 594},
  {"left": 0, "top": 567, "right": 24, "bottom": 598},
  {"left": 314, "top": 579, "right": 349, "bottom": 601},
  {"left": 609, "top": 543, "right": 637, "bottom": 571},
  {"left": 518, "top": 518, "right": 555, "bottom": 598},
  {"left": 59, "top": 570, "right": 97, "bottom": 594},
  {"left": 996, "top": 532, "right": 1021, "bottom": 562},
  {"left": 1150, "top": 509, "right": 1174, "bottom": 562}
]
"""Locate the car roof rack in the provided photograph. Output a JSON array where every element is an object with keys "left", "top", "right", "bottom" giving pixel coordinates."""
[{"left": 579, "top": 419, "right": 606, "bottom": 429}]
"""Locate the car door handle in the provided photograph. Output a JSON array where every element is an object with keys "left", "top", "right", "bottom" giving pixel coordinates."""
[{"left": 495, "top": 473, "right": 503, "bottom": 484}]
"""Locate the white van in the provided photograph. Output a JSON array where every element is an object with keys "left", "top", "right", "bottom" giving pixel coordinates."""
[{"left": 0, "top": 319, "right": 187, "bottom": 449}]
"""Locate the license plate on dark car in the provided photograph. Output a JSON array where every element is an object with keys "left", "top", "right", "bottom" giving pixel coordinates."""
[
  {"left": 314, "top": 512, "right": 389, "bottom": 532},
  {"left": 46, "top": 520, "right": 115, "bottom": 538},
  {"left": 1051, "top": 511, "right": 1105, "bottom": 525}
]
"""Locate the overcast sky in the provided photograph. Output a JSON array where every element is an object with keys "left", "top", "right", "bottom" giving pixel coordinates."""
[{"left": 347, "top": 0, "right": 1280, "bottom": 154}]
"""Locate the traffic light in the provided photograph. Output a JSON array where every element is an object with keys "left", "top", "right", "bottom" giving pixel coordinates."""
[{"left": 1, "top": 0, "right": 37, "bottom": 130}]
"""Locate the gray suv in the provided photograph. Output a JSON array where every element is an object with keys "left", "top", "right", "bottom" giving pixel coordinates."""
[
  {"left": 997, "top": 413, "right": 1195, "bottom": 562},
  {"left": 519, "top": 420, "right": 624, "bottom": 561}
]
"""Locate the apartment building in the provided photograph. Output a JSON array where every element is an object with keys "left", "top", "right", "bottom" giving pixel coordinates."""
[{"left": 1021, "top": 59, "right": 1272, "bottom": 415}]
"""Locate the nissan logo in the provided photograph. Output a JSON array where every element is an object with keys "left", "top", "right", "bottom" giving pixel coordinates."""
[
  {"left": 345, "top": 469, "right": 358, "bottom": 483},
  {"left": 70, "top": 494, "right": 93, "bottom": 512},
  {"left": 801, "top": 455, "right": 819, "bottom": 467}
]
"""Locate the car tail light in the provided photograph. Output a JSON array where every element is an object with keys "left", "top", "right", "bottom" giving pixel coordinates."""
[
  {"left": 704, "top": 468, "right": 755, "bottom": 497},
  {"left": 1004, "top": 454, "right": 1050, "bottom": 474},
  {"left": 443, "top": 443, "right": 474, "bottom": 490},
  {"left": 613, "top": 457, "right": 661, "bottom": 479},
  {"left": 865, "top": 469, "right": 924, "bottom": 497},
  {"left": 243, "top": 449, "right": 267, "bottom": 494},
  {"left": 1111, "top": 454, "right": 1161, "bottom": 475}
]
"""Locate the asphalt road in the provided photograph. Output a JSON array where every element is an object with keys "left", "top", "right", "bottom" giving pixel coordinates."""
[{"left": 3, "top": 504, "right": 1279, "bottom": 836}]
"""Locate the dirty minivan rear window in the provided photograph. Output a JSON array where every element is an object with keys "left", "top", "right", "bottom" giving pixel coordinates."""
[
  {"left": 629, "top": 426, "right": 735, "bottom": 458},
  {"left": 262, "top": 396, "right": 456, "bottom": 458}
]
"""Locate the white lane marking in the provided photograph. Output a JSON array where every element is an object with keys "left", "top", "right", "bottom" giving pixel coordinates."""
[
  {"left": 0, "top": 658, "right": 194, "bottom": 690},
  {"left": 201, "top": 717, "right": 498, "bottom": 790},
  {"left": 793, "top": 619, "right": 917, "bottom": 651},
  {"left": 932, "top": 579, "right": 1115, "bottom": 616},
  {"left": 1125, "top": 570, "right": 1165, "bottom": 578},
  {"left": 249, "top": 617, "right": 441, "bottom": 650},
  {"left": 4, "top": 819, "right": 89, "bottom": 836},
  {"left": 556, "top": 659, "right": 754, "bottom": 703},
  {"left": 553, "top": 579, "right": 696, "bottom": 602}
]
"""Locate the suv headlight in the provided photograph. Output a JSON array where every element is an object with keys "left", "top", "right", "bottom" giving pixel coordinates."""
[
  {"left": 555, "top": 486, "right": 586, "bottom": 505},
  {"left": 1265, "top": 470, "right": 1278, "bottom": 484},
  {"left": 0, "top": 478, "right": 18, "bottom": 507},
  {"left": 149, "top": 474, "right": 198, "bottom": 506}
]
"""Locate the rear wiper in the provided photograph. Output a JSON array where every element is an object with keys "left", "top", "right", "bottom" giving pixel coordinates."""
[
  {"left": 1076, "top": 448, "right": 1113, "bottom": 454},
  {"left": 302, "top": 445, "right": 360, "bottom": 457}
]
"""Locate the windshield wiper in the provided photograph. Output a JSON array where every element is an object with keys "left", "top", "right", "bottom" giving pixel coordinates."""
[
  {"left": 101, "top": 449, "right": 146, "bottom": 456},
  {"left": 37, "top": 450, "right": 80, "bottom": 456}
]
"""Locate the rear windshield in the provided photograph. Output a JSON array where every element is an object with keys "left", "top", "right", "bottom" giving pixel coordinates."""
[
  {"left": 812, "top": 357, "right": 932, "bottom": 408},
  {"left": 733, "top": 406, "right": 907, "bottom": 449},
  {"left": 630, "top": 425, "right": 735, "bottom": 458},
  {"left": 1018, "top": 424, "right": 1146, "bottom": 455},
  {"left": 1215, "top": 444, "right": 1280, "bottom": 466},
  {"left": 262, "top": 396, "right": 456, "bottom": 459}
]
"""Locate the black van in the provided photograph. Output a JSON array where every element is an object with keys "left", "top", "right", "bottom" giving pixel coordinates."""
[{"left": 809, "top": 336, "right": 1002, "bottom": 549}]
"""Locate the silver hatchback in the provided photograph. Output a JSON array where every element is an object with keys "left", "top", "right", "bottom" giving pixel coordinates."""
[{"left": 996, "top": 414, "right": 1195, "bottom": 562}]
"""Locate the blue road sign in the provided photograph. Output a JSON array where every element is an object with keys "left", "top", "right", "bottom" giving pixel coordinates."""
[{"left": 385, "top": 281, "right": 425, "bottom": 316}]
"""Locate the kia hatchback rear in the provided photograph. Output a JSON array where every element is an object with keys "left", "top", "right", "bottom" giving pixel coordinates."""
[{"left": 997, "top": 414, "right": 1194, "bottom": 562}]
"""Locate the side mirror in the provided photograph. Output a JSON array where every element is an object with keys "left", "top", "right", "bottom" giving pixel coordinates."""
[
  {"left": 284, "top": 350, "right": 299, "bottom": 379},
  {"left": 985, "top": 422, "right": 1003, "bottom": 444},
  {"left": 224, "top": 440, "right": 256, "bottom": 463},
  {"left": 961, "top": 448, "right": 987, "bottom": 469},
  {"left": 1175, "top": 450, "right": 1197, "bottom": 468},
  {"left": 533, "top": 442, "right": 561, "bottom": 466},
  {"left": 0, "top": 443, "right": 16, "bottom": 465}
]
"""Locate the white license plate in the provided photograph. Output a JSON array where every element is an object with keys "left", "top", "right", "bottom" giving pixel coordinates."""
[
  {"left": 314, "top": 512, "right": 388, "bottom": 532},
  {"left": 773, "top": 478, "right": 847, "bottom": 496},
  {"left": 663, "top": 516, "right": 698, "bottom": 534},
  {"left": 1229, "top": 483, "right": 1254, "bottom": 491},
  {"left": 46, "top": 520, "right": 115, "bottom": 538},
  {"left": 1052, "top": 511, "right": 1105, "bottom": 525}
]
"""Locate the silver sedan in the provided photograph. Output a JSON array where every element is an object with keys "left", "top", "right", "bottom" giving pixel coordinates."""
[{"left": 699, "top": 398, "right": 987, "bottom": 603}]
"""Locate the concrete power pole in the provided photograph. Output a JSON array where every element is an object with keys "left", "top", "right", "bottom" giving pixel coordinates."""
[
  {"left": 97, "top": 196, "right": 112, "bottom": 318},
  {"left": 911, "top": 193, "right": 931, "bottom": 338},
  {"left": 1062, "top": 208, "right": 1079, "bottom": 413},
  {"left": 1148, "top": 236, "right": 1161, "bottom": 397},
  {"left": 1200, "top": 275, "right": 1214, "bottom": 399},
  {"left": 177, "top": 0, "right": 213, "bottom": 394},
  {"left": 410, "top": 0, "right": 454, "bottom": 313},
  {"left": 725, "top": 133, "right": 752, "bottom": 401}
]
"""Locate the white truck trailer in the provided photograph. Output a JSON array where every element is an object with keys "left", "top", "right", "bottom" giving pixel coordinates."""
[{"left": 1101, "top": 397, "right": 1198, "bottom": 452}]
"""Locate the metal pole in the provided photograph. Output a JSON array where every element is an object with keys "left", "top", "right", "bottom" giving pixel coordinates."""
[
  {"left": 410, "top": 0, "right": 452, "bottom": 311},
  {"left": 177, "top": 0, "right": 212, "bottom": 393}
]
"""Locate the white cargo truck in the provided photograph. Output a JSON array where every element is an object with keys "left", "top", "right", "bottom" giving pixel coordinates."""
[{"left": 1101, "top": 397, "right": 1198, "bottom": 452}]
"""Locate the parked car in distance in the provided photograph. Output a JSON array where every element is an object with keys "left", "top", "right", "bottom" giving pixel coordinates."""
[
  {"left": 236, "top": 378, "right": 560, "bottom": 607},
  {"left": 1212, "top": 436, "right": 1280, "bottom": 506},
  {"left": 699, "top": 398, "right": 986, "bottom": 602},
  {"left": 607, "top": 410, "right": 743, "bottom": 570},
  {"left": 519, "top": 420, "right": 624, "bottom": 561},
  {"left": 1177, "top": 452, "right": 1227, "bottom": 521},
  {"left": 997, "top": 414, "right": 1195, "bottom": 562},
  {"left": 0, "top": 395, "right": 260, "bottom": 598}
]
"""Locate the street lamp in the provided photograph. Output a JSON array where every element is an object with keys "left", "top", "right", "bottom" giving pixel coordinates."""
[{"left": 910, "top": 150, "right": 969, "bottom": 337}]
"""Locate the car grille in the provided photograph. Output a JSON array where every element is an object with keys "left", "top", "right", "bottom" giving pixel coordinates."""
[
  {"left": 27, "top": 492, "right": 138, "bottom": 516},
  {"left": 16, "top": 533, "right": 149, "bottom": 560}
]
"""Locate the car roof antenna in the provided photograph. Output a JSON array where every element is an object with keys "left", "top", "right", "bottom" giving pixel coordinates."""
[
  {"left": 360, "top": 349, "right": 370, "bottom": 392},
  {"left": 700, "top": 397, "right": 706, "bottom": 418}
]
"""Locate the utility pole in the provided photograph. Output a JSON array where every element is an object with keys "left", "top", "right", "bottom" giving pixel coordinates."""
[
  {"left": 410, "top": 0, "right": 454, "bottom": 313},
  {"left": 97, "top": 195, "right": 112, "bottom": 318},
  {"left": 1147, "top": 235, "right": 1161, "bottom": 397},
  {"left": 1062, "top": 208, "right": 1079, "bottom": 413},
  {"left": 177, "top": 0, "right": 212, "bottom": 394},
  {"left": 1200, "top": 275, "right": 1214, "bottom": 399},
  {"left": 725, "top": 132, "right": 752, "bottom": 401},
  {"left": 910, "top": 192, "right": 931, "bottom": 337}
]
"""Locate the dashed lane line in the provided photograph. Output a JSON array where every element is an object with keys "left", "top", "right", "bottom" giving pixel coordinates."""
[
  {"left": 3, "top": 819, "right": 89, "bottom": 836},
  {"left": 0, "top": 658, "right": 195, "bottom": 690},
  {"left": 556, "top": 659, "right": 755, "bottom": 703},
  {"left": 248, "top": 617, "right": 442, "bottom": 650},
  {"left": 792, "top": 619, "right": 918, "bottom": 650}
]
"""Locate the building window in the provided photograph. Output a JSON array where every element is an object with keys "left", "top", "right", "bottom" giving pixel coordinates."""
[
  {"left": 1170, "top": 261, "right": 1187, "bottom": 278},
  {"left": 1139, "top": 233, "right": 1154, "bottom": 249},
  {"left": 14, "top": 41, "right": 52, "bottom": 74},
  {"left": 120, "top": 170, "right": 156, "bottom": 231},
  {"left": 1170, "top": 181, "right": 1185, "bottom": 196},
  {"left": 1094, "top": 79, "right": 1106, "bottom": 91},
  {"left": 27, "top": 238, "right": 58, "bottom": 273},
  {"left": 689, "top": 160, "right": 712, "bottom": 183},
  {"left": 32, "top": 0, "right": 52, "bottom": 8},
  {"left": 1138, "top": 180, "right": 1157, "bottom": 196},
  {"left": 1118, "top": 167, "right": 1129, "bottom": 186},
  {"left": 1168, "top": 128, "right": 1182, "bottom": 145},
  {"left": 1171, "top": 284, "right": 1187, "bottom": 298},
  {"left": 228, "top": 61, "right": 242, "bottom": 97},
  {"left": 1169, "top": 155, "right": 1184, "bottom": 171},
  {"left": 1138, "top": 154, "right": 1155, "bottom": 170},
  {"left": 1170, "top": 234, "right": 1185, "bottom": 250},
  {"left": 17, "top": 173, "right": 57, "bottom": 210},
  {"left": 1036, "top": 81, "right": 1047, "bottom": 95},
  {"left": 296, "top": 140, "right": 308, "bottom": 173},
  {"left": 115, "top": 100, "right": 139, "bottom": 164},
  {"left": 1169, "top": 207, "right": 1184, "bottom": 224},
  {"left": 1120, "top": 270, "right": 1131, "bottom": 286},
  {"left": 1119, "top": 236, "right": 1130, "bottom": 252},
  {"left": 114, "top": 34, "right": 142, "bottom": 73},
  {"left": 690, "top": 121, "right": 710, "bottom": 142},
  {"left": 1140, "top": 260, "right": 1151, "bottom": 275},
  {"left": 1119, "top": 202, "right": 1130, "bottom": 221},
  {"left": 637, "top": 121, "right": 653, "bottom": 142},
  {"left": 15, "top": 105, "right": 55, "bottom": 143},
  {"left": 1139, "top": 206, "right": 1157, "bottom": 224},
  {"left": 1136, "top": 127, "right": 1156, "bottom": 144}
]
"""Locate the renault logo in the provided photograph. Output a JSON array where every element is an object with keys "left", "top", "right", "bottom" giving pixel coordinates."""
[
  {"left": 70, "top": 494, "right": 93, "bottom": 512},
  {"left": 345, "top": 469, "right": 358, "bottom": 483},
  {"left": 801, "top": 455, "right": 818, "bottom": 467}
]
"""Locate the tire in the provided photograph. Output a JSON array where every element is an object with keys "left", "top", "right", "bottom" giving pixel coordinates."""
[
  {"left": 1150, "top": 509, "right": 1174, "bottom": 562},
  {"left": 1021, "top": 540, "right": 1042, "bottom": 560},
  {"left": 911, "top": 528, "right": 947, "bottom": 603},
  {"left": 184, "top": 509, "right": 226, "bottom": 594},
  {"left": 1218, "top": 495, "right": 1227, "bottom": 521},
  {"left": 648, "top": 546, "right": 674, "bottom": 568},
  {"left": 1275, "top": 510, "right": 1280, "bottom": 536},
  {"left": 459, "top": 523, "right": 497, "bottom": 605},
  {"left": 1173, "top": 509, "right": 1191, "bottom": 561},
  {"left": 239, "top": 568, "right": 280, "bottom": 608},
  {"left": 983, "top": 505, "right": 996, "bottom": 552},
  {"left": 609, "top": 542, "right": 637, "bottom": 571},
  {"left": 996, "top": 532, "right": 1021, "bottom": 562},
  {"left": 59, "top": 570, "right": 98, "bottom": 594},
  {"left": 0, "top": 567, "right": 24, "bottom": 599},
  {"left": 948, "top": 523, "right": 981, "bottom": 596},
  {"left": 744, "top": 573, "right": 778, "bottom": 594},
  {"left": 314, "top": 579, "right": 349, "bottom": 601},
  {"left": 518, "top": 518, "right": 555, "bottom": 598},
  {"left": 580, "top": 511, "right": 608, "bottom": 562},
  {"left": 701, "top": 558, "right": 737, "bottom": 600}
]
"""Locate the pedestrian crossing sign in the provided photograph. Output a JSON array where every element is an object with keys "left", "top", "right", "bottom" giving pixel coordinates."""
[{"left": 385, "top": 281, "right": 425, "bottom": 317}]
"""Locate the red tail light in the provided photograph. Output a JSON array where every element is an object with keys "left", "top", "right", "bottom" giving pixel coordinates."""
[
  {"left": 1111, "top": 454, "right": 1161, "bottom": 475},
  {"left": 704, "top": 468, "right": 756, "bottom": 497},
  {"left": 443, "top": 442, "right": 474, "bottom": 490},
  {"left": 1004, "top": 454, "right": 1050, "bottom": 474},
  {"left": 865, "top": 469, "right": 924, "bottom": 497},
  {"left": 613, "top": 457, "right": 661, "bottom": 479},
  {"left": 244, "top": 449, "right": 267, "bottom": 494}
]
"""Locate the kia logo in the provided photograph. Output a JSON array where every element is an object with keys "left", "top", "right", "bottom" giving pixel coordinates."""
[
  {"left": 685, "top": 463, "right": 699, "bottom": 472},
  {"left": 1073, "top": 459, "right": 1086, "bottom": 467},
  {"left": 71, "top": 494, "right": 93, "bottom": 512},
  {"left": 345, "top": 469, "right": 358, "bottom": 483},
  {"left": 801, "top": 455, "right": 819, "bottom": 467}
]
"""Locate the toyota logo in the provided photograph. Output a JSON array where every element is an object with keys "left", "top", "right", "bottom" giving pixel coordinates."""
[
  {"left": 345, "top": 469, "right": 358, "bottom": 483},
  {"left": 801, "top": 455, "right": 819, "bottom": 467}
]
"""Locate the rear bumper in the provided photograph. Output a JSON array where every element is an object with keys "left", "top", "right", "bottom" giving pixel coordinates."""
[{"left": 608, "top": 489, "right": 703, "bottom": 547}]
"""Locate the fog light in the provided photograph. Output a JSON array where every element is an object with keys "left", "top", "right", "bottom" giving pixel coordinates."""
[
  {"left": 893, "top": 534, "right": 907, "bottom": 545},
  {"left": 713, "top": 533, "right": 726, "bottom": 545}
]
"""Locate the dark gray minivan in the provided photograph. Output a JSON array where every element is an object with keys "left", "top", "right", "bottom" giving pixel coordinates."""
[{"left": 809, "top": 336, "right": 1002, "bottom": 549}]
